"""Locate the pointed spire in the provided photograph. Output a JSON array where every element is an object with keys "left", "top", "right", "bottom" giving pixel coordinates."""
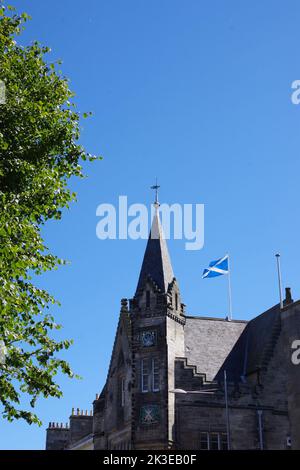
[{"left": 135, "top": 204, "right": 174, "bottom": 296}]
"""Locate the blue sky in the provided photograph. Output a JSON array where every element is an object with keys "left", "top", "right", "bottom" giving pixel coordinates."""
[{"left": 1, "top": 0, "right": 300, "bottom": 449}]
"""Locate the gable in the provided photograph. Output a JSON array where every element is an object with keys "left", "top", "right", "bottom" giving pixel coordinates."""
[{"left": 106, "top": 309, "right": 132, "bottom": 382}]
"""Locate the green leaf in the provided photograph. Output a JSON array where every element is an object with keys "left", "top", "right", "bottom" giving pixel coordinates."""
[{"left": 0, "top": 0, "right": 102, "bottom": 426}]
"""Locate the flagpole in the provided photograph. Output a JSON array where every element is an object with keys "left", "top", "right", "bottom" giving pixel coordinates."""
[
  {"left": 275, "top": 253, "right": 283, "bottom": 309},
  {"left": 227, "top": 254, "right": 233, "bottom": 321},
  {"left": 224, "top": 369, "right": 231, "bottom": 450}
]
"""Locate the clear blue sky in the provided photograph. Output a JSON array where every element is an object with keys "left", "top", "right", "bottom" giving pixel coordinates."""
[{"left": 1, "top": 0, "right": 300, "bottom": 449}]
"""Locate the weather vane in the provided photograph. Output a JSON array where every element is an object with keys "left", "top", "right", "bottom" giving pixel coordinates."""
[{"left": 151, "top": 177, "right": 160, "bottom": 208}]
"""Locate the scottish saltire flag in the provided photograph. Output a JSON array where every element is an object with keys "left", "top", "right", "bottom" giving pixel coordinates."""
[{"left": 202, "top": 254, "right": 229, "bottom": 279}]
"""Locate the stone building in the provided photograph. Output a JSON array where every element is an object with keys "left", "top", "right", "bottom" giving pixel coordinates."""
[{"left": 46, "top": 205, "right": 300, "bottom": 450}]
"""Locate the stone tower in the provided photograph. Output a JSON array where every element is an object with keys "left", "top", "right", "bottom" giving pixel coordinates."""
[
  {"left": 46, "top": 192, "right": 300, "bottom": 450},
  {"left": 128, "top": 204, "right": 185, "bottom": 449}
]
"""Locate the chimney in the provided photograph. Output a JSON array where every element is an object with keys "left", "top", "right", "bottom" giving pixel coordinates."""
[{"left": 284, "top": 287, "right": 293, "bottom": 306}]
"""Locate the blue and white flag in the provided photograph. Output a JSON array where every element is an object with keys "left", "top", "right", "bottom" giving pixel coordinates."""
[{"left": 202, "top": 254, "right": 229, "bottom": 279}]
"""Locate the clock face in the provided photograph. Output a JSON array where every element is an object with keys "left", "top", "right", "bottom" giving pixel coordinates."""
[
  {"left": 141, "top": 331, "right": 156, "bottom": 347},
  {"left": 140, "top": 405, "right": 160, "bottom": 425}
]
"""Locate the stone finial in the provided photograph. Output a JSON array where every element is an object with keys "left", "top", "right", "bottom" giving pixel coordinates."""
[
  {"left": 96, "top": 393, "right": 99, "bottom": 400},
  {"left": 90, "top": 410, "right": 93, "bottom": 416},
  {"left": 121, "top": 298, "right": 128, "bottom": 311},
  {"left": 71, "top": 407, "right": 74, "bottom": 415},
  {"left": 76, "top": 408, "right": 80, "bottom": 416}
]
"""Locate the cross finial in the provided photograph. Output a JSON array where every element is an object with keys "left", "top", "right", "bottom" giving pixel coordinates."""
[{"left": 151, "top": 177, "right": 160, "bottom": 209}]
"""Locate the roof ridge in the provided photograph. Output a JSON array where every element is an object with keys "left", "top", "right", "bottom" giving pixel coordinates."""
[{"left": 185, "top": 315, "right": 248, "bottom": 323}]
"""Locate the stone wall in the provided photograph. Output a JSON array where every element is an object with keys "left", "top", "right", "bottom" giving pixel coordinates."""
[
  {"left": 46, "top": 423, "right": 70, "bottom": 450},
  {"left": 69, "top": 412, "right": 93, "bottom": 447},
  {"left": 281, "top": 300, "right": 300, "bottom": 449},
  {"left": 174, "top": 301, "right": 298, "bottom": 450}
]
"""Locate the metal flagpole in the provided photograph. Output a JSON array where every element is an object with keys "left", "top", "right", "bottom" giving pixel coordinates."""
[
  {"left": 275, "top": 253, "right": 283, "bottom": 309},
  {"left": 227, "top": 254, "right": 233, "bottom": 321},
  {"left": 224, "top": 370, "right": 231, "bottom": 450}
]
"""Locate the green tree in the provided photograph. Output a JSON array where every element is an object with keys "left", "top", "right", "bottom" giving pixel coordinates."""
[{"left": 0, "top": 3, "right": 100, "bottom": 424}]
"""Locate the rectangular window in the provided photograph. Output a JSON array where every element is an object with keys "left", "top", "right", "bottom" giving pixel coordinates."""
[
  {"left": 200, "top": 432, "right": 209, "bottom": 450},
  {"left": 141, "top": 359, "right": 149, "bottom": 392},
  {"left": 152, "top": 358, "right": 160, "bottom": 391},
  {"left": 200, "top": 432, "right": 227, "bottom": 450},
  {"left": 121, "top": 378, "right": 125, "bottom": 407},
  {"left": 146, "top": 290, "right": 150, "bottom": 308},
  {"left": 141, "top": 358, "right": 160, "bottom": 392},
  {"left": 175, "top": 293, "right": 178, "bottom": 311},
  {"left": 221, "top": 433, "right": 228, "bottom": 450},
  {"left": 210, "top": 433, "right": 219, "bottom": 450}
]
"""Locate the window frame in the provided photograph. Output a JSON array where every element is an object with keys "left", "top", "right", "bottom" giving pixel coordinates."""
[
  {"left": 200, "top": 432, "right": 209, "bottom": 450},
  {"left": 152, "top": 358, "right": 160, "bottom": 392},
  {"left": 200, "top": 432, "right": 228, "bottom": 450},
  {"left": 141, "top": 357, "right": 160, "bottom": 393},
  {"left": 121, "top": 377, "right": 125, "bottom": 407},
  {"left": 141, "top": 358, "right": 149, "bottom": 393}
]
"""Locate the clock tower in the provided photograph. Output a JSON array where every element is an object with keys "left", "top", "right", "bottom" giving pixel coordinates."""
[{"left": 129, "top": 193, "right": 186, "bottom": 449}]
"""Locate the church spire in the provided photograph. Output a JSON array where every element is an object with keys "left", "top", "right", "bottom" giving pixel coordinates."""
[{"left": 135, "top": 182, "right": 175, "bottom": 296}]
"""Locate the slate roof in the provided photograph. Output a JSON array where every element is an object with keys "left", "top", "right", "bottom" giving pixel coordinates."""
[
  {"left": 184, "top": 316, "right": 247, "bottom": 382},
  {"left": 215, "top": 304, "right": 281, "bottom": 383},
  {"left": 135, "top": 209, "right": 174, "bottom": 295},
  {"left": 184, "top": 304, "right": 282, "bottom": 384}
]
